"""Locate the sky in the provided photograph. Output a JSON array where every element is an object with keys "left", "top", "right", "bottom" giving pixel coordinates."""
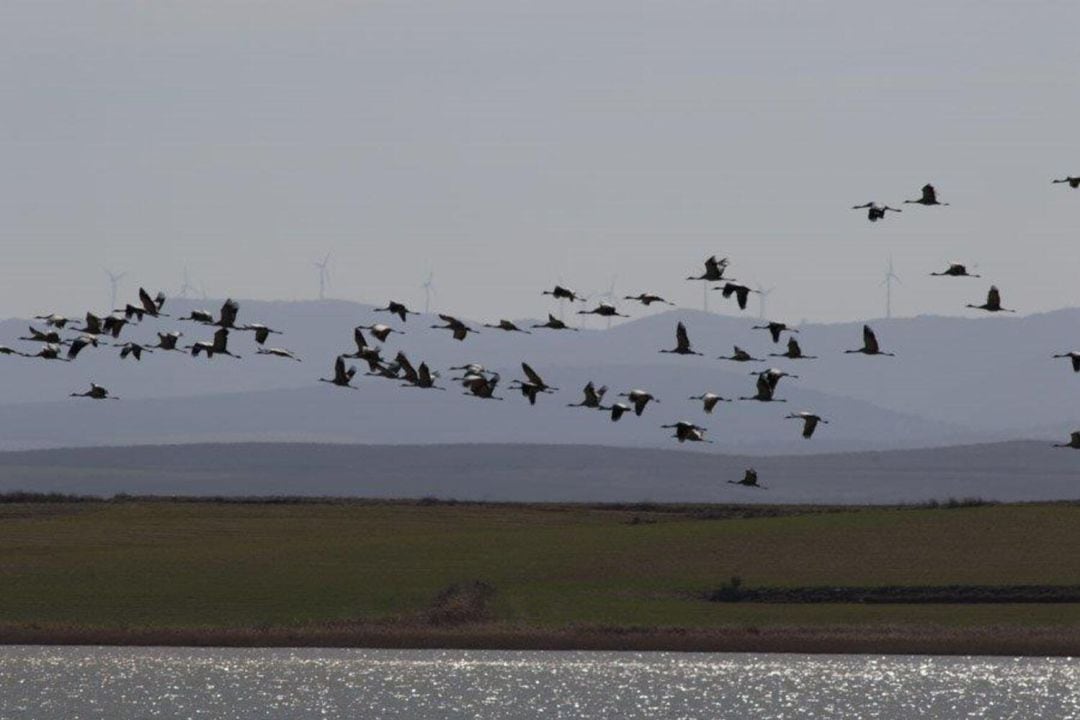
[{"left": 2, "top": 1, "right": 1079, "bottom": 324}]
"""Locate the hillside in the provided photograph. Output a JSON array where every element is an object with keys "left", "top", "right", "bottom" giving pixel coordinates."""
[
  {"left": 1, "top": 299, "right": 1077, "bottom": 452},
  {"left": 0, "top": 441, "right": 1075, "bottom": 504}
]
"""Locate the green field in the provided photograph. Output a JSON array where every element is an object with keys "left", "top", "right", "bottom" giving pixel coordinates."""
[{"left": 1, "top": 499, "right": 1079, "bottom": 653}]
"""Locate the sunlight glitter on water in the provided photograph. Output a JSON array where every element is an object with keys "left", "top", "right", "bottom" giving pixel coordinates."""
[{"left": 0, "top": 648, "right": 1076, "bottom": 719}]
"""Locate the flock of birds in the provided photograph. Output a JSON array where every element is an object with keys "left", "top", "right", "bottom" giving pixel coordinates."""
[{"left": 7, "top": 180, "right": 1080, "bottom": 489}]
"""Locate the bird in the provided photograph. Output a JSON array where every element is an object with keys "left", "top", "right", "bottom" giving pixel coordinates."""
[
  {"left": 65, "top": 335, "right": 99, "bottom": 360},
  {"left": 662, "top": 421, "right": 711, "bottom": 443},
  {"left": 852, "top": 202, "right": 901, "bottom": 222},
  {"left": 904, "top": 183, "right": 949, "bottom": 206},
  {"left": 19, "top": 327, "right": 62, "bottom": 344},
  {"left": 604, "top": 402, "right": 632, "bottom": 421},
  {"left": 728, "top": 468, "right": 763, "bottom": 488},
  {"left": 1052, "top": 352, "right": 1080, "bottom": 373},
  {"left": 411, "top": 362, "right": 441, "bottom": 389},
  {"left": 966, "top": 286, "right": 1015, "bottom": 313},
  {"left": 617, "top": 389, "right": 658, "bottom": 416},
  {"left": 532, "top": 314, "right": 578, "bottom": 331},
  {"left": 374, "top": 301, "right": 420, "bottom": 323},
  {"left": 319, "top": 355, "right": 358, "bottom": 389},
  {"left": 568, "top": 381, "right": 607, "bottom": 409},
  {"left": 240, "top": 324, "right": 282, "bottom": 345},
  {"left": 845, "top": 325, "right": 895, "bottom": 356},
  {"left": 187, "top": 328, "right": 241, "bottom": 359},
  {"left": 151, "top": 331, "right": 184, "bottom": 351},
  {"left": 462, "top": 371, "right": 503, "bottom": 400},
  {"left": 660, "top": 322, "right": 701, "bottom": 356},
  {"left": 513, "top": 362, "right": 558, "bottom": 393},
  {"left": 256, "top": 348, "right": 302, "bottom": 362},
  {"left": 102, "top": 314, "right": 130, "bottom": 339},
  {"left": 483, "top": 319, "right": 531, "bottom": 333},
  {"left": 624, "top": 293, "right": 674, "bottom": 307},
  {"left": 739, "top": 369, "right": 792, "bottom": 402},
  {"left": 716, "top": 282, "right": 756, "bottom": 311},
  {"left": 180, "top": 310, "right": 215, "bottom": 324},
  {"left": 430, "top": 314, "right": 477, "bottom": 341},
  {"left": 118, "top": 342, "right": 154, "bottom": 361},
  {"left": 396, "top": 352, "right": 442, "bottom": 389},
  {"left": 1052, "top": 177, "right": 1080, "bottom": 189},
  {"left": 786, "top": 411, "right": 829, "bottom": 438},
  {"left": 1053, "top": 431, "right": 1080, "bottom": 449},
  {"left": 541, "top": 285, "right": 587, "bottom": 302},
  {"left": 344, "top": 328, "right": 384, "bottom": 371},
  {"left": 365, "top": 358, "right": 402, "bottom": 379},
  {"left": 356, "top": 324, "right": 401, "bottom": 343},
  {"left": 120, "top": 288, "right": 168, "bottom": 320},
  {"left": 753, "top": 321, "right": 797, "bottom": 344},
  {"left": 72, "top": 313, "right": 105, "bottom": 335},
  {"left": 687, "top": 255, "right": 733, "bottom": 282},
  {"left": 31, "top": 343, "right": 70, "bottom": 362},
  {"left": 33, "top": 314, "right": 69, "bottom": 328},
  {"left": 70, "top": 383, "right": 117, "bottom": 400},
  {"left": 770, "top": 337, "right": 816, "bottom": 360},
  {"left": 213, "top": 299, "right": 240, "bottom": 328},
  {"left": 689, "top": 392, "right": 731, "bottom": 413},
  {"left": 931, "top": 262, "right": 980, "bottom": 278},
  {"left": 511, "top": 382, "right": 547, "bottom": 405},
  {"left": 718, "top": 346, "right": 764, "bottom": 363},
  {"left": 449, "top": 363, "right": 487, "bottom": 380},
  {"left": 578, "top": 302, "right": 628, "bottom": 318}
]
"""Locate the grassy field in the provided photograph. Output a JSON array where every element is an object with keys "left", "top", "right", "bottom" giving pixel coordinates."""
[{"left": 1, "top": 498, "right": 1079, "bottom": 653}]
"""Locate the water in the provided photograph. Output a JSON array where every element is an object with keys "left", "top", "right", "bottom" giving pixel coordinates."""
[{"left": 0, "top": 647, "right": 1076, "bottom": 719}]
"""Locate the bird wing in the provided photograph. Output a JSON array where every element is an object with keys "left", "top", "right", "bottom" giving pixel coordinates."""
[
  {"left": 1073, "top": 432, "right": 1080, "bottom": 445},
  {"left": 769, "top": 325, "right": 781, "bottom": 343},
  {"left": 676, "top": 322, "right": 691, "bottom": 351},
  {"left": 804, "top": 416, "right": 819, "bottom": 438},
  {"left": 720, "top": 283, "right": 735, "bottom": 298},
  {"left": 452, "top": 325, "right": 468, "bottom": 341},
  {"left": 220, "top": 299, "right": 239, "bottom": 326},
  {"left": 396, "top": 352, "right": 417, "bottom": 382},
  {"left": 213, "top": 327, "right": 229, "bottom": 352},
  {"left": 582, "top": 382, "right": 598, "bottom": 404},
  {"left": 139, "top": 287, "right": 156, "bottom": 314},
  {"left": 863, "top": 325, "right": 880, "bottom": 353},
  {"left": 522, "top": 362, "right": 544, "bottom": 387},
  {"left": 756, "top": 373, "right": 772, "bottom": 398},
  {"left": 922, "top": 184, "right": 936, "bottom": 203},
  {"left": 354, "top": 327, "right": 368, "bottom": 350},
  {"left": 788, "top": 337, "right": 800, "bottom": 355},
  {"left": 418, "top": 363, "right": 434, "bottom": 385},
  {"left": 254, "top": 327, "right": 270, "bottom": 345},
  {"left": 333, "top": 355, "right": 348, "bottom": 383},
  {"left": 438, "top": 314, "right": 459, "bottom": 326},
  {"left": 988, "top": 286, "right": 1002, "bottom": 308}
]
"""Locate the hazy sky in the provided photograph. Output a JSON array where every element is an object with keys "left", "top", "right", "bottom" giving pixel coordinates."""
[{"left": 2, "top": 1, "right": 1079, "bottom": 323}]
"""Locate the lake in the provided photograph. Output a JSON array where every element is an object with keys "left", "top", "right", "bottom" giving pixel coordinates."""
[{"left": 0, "top": 647, "right": 1076, "bottom": 718}]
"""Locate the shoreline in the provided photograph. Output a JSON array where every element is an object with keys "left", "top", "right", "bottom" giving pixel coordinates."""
[{"left": 1, "top": 623, "right": 1077, "bottom": 657}]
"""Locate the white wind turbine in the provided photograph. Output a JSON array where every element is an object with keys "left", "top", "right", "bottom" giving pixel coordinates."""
[
  {"left": 105, "top": 269, "right": 126, "bottom": 310},
  {"left": 315, "top": 253, "right": 331, "bottom": 300},
  {"left": 755, "top": 284, "right": 775, "bottom": 320},
  {"left": 421, "top": 271, "right": 436, "bottom": 314},
  {"left": 882, "top": 255, "right": 901, "bottom": 319}
]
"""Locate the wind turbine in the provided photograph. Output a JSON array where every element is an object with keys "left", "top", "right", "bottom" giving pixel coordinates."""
[
  {"left": 881, "top": 255, "right": 901, "bottom": 319},
  {"left": 755, "top": 284, "right": 775, "bottom": 320},
  {"left": 105, "top": 269, "right": 126, "bottom": 310},
  {"left": 421, "top": 271, "right": 436, "bottom": 314},
  {"left": 178, "top": 268, "right": 196, "bottom": 299},
  {"left": 315, "top": 253, "right": 331, "bottom": 301}
]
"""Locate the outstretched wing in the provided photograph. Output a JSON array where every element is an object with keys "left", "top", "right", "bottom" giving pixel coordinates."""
[
  {"left": 676, "top": 322, "right": 691, "bottom": 351},
  {"left": 522, "top": 362, "right": 544, "bottom": 387},
  {"left": 139, "top": 287, "right": 156, "bottom": 314},
  {"left": 921, "top": 184, "right": 937, "bottom": 203},
  {"left": 863, "top": 325, "right": 880, "bottom": 354},
  {"left": 788, "top": 337, "right": 800, "bottom": 355},
  {"left": 988, "top": 285, "right": 1002, "bottom": 309}
]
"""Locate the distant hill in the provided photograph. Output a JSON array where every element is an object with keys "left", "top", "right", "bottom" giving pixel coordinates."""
[
  {"left": 0, "top": 298, "right": 1076, "bottom": 451},
  {"left": 0, "top": 441, "right": 1075, "bottom": 504}
]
